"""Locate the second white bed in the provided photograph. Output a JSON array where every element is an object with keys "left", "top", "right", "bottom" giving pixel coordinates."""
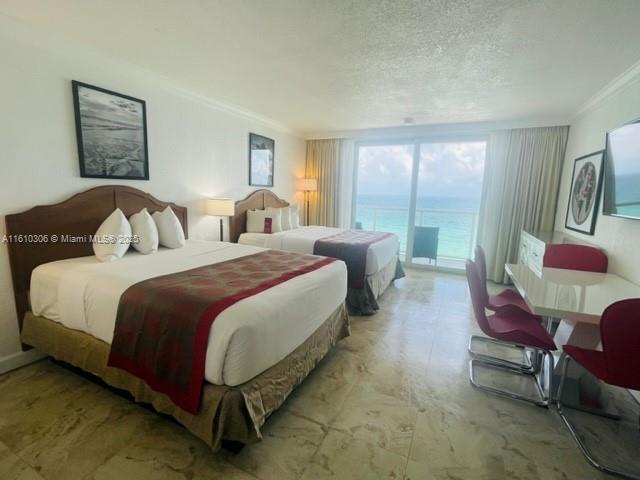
[
  {"left": 238, "top": 226, "right": 399, "bottom": 275},
  {"left": 30, "top": 240, "right": 347, "bottom": 387}
]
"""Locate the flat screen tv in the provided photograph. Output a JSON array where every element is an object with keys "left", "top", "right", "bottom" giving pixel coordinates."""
[{"left": 603, "top": 119, "right": 640, "bottom": 220}]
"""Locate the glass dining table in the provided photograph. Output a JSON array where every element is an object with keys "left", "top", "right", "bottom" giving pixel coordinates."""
[{"left": 505, "top": 263, "right": 640, "bottom": 413}]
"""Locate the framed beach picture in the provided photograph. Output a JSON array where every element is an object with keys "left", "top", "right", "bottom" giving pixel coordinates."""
[
  {"left": 249, "top": 133, "right": 274, "bottom": 187},
  {"left": 72, "top": 80, "right": 149, "bottom": 180},
  {"left": 565, "top": 150, "right": 604, "bottom": 235}
]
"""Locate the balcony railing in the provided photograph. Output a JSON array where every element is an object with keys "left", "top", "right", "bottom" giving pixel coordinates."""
[{"left": 355, "top": 205, "right": 480, "bottom": 261}]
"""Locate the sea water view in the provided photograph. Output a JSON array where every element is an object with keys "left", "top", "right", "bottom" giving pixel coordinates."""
[
  {"left": 355, "top": 194, "right": 480, "bottom": 261},
  {"left": 355, "top": 141, "right": 486, "bottom": 267}
]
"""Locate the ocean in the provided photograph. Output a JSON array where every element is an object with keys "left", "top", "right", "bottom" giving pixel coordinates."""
[{"left": 355, "top": 194, "right": 480, "bottom": 260}]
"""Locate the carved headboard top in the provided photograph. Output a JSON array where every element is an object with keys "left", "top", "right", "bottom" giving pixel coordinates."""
[
  {"left": 4, "top": 185, "right": 188, "bottom": 328},
  {"left": 229, "top": 189, "right": 289, "bottom": 243}
]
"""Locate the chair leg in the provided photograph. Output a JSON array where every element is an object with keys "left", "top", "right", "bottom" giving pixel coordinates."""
[
  {"left": 468, "top": 335, "right": 538, "bottom": 373},
  {"left": 556, "top": 355, "right": 640, "bottom": 480},
  {"left": 469, "top": 349, "right": 553, "bottom": 408}
]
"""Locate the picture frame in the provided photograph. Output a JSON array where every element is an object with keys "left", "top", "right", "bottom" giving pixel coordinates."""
[
  {"left": 565, "top": 150, "right": 604, "bottom": 235},
  {"left": 248, "top": 133, "right": 274, "bottom": 187},
  {"left": 72, "top": 80, "right": 149, "bottom": 180}
]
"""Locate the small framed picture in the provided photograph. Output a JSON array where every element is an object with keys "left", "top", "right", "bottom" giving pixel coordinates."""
[
  {"left": 72, "top": 80, "right": 149, "bottom": 180},
  {"left": 249, "top": 133, "right": 274, "bottom": 187},
  {"left": 565, "top": 150, "right": 604, "bottom": 235}
]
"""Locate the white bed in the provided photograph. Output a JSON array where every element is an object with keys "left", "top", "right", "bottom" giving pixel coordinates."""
[
  {"left": 30, "top": 240, "right": 347, "bottom": 387},
  {"left": 238, "top": 226, "right": 399, "bottom": 275}
]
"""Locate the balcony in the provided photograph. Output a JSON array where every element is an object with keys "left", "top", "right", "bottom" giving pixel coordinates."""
[{"left": 354, "top": 205, "right": 480, "bottom": 269}]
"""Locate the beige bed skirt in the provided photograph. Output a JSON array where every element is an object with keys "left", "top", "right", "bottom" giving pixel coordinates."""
[{"left": 21, "top": 303, "right": 350, "bottom": 451}]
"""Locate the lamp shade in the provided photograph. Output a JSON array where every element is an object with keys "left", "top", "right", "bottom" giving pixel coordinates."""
[
  {"left": 296, "top": 178, "right": 318, "bottom": 192},
  {"left": 206, "top": 198, "right": 235, "bottom": 216}
]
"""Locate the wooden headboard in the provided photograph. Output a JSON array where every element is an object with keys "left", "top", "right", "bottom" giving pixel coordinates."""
[
  {"left": 229, "top": 189, "right": 289, "bottom": 243},
  {"left": 5, "top": 185, "right": 188, "bottom": 329}
]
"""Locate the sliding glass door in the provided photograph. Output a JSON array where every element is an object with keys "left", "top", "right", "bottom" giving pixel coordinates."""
[
  {"left": 353, "top": 144, "right": 414, "bottom": 254},
  {"left": 353, "top": 139, "right": 486, "bottom": 269}
]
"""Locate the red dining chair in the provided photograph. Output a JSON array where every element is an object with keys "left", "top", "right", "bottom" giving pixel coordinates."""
[
  {"left": 543, "top": 244, "right": 608, "bottom": 273},
  {"left": 475, "top": 245, "right": 533, "bottom": 314},
  {"left": 542, "top": 244, "right": 608, "bottom": 334},
  {"left": 470, "top": 246, "right": 541, "bottom": 373},
  {"left": 466, "top": 260, "right": 557, "bottom": 406},
  {"left": 557, "top": 298, "right": 640, "bottom": 479}
]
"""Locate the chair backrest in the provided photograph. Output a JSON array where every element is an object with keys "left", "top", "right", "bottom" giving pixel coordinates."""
[
  {"left": 474, "top": 245, "right": 487, "bottom": 283},
  {"left": 413, "top": 226, "right": 439, "bottom": 260},
  {"left": 474, "top": 245, "right": 490, "bottom": 307},
  {"left": 465, "top": 259, "right": 492, "bottom": 337},
  {"left": 600, "top": 298, "right": 640, "bottom": 390},
  {"left": 543, "top": 244, "right": 608, "bottom": 273}
]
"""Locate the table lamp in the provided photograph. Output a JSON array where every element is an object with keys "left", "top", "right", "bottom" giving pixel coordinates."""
[
  {"left": 296, "top": 178, "right": 317, "bottom": 226},
  {"left": 206, "top": 198, "right": 235, "bottom": 241}
]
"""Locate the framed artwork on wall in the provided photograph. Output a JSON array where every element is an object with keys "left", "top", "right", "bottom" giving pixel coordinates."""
[
  {"left": 248, "top": 133, "right": 274, "bottom": 187},
  {"left": 72, "top": 80, "right": 149, "bottom": 180},
  {"left": 565, "top": 150, "right": 604, "bottom": 235}
]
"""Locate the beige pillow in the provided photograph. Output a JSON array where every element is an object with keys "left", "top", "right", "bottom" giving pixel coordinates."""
[
  {"left": 247, "top": 208, "right": 282, "bottom": 234},
  {"left": 289, "top": 204, "right": 300, "bottom": 229}
]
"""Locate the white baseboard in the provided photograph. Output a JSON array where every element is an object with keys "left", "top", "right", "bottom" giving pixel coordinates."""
[{"left": 0, "top": 349, "right": 47, "bottom": 375}]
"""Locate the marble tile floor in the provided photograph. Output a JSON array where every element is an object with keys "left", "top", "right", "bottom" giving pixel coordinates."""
[{"left": 0, "top": 267, "right": 635, "bottom": 480}]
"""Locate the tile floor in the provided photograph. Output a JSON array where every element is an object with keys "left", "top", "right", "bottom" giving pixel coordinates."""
[{"left": 0, "top": 267, "right": 635, "bottom": 479}]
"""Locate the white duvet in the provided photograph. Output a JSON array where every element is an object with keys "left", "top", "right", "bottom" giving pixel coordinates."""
[
  {"left": 238, "top": 226, "right": 399, "bottom": 275},
  {"left": 30, "top": 240, "right": 347, "bottom": 386}
]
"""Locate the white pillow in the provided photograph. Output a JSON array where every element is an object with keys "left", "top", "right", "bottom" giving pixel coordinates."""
[
  {"left": 129, "top": 208, "right": 159, "bottom": 254},
  {"left": 280, "top": 206, "right": 292, "bottom": 230},
  {"left": 265, "top": 207, "right": 283, "bottom": 233},
  {"left": 93, "top": 208, "right": 132, "bottom": 262},
  {"left": 152, "top": 206, "right": 185, "bottom": 248},
  {"left": 290, "top": 204, "right": 300, "bottom": 229},
  {"left": 246, "top": 208, "right": 282, "bottom": 234}
]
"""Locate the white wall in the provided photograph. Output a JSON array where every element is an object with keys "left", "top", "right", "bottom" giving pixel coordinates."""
[
  {"left": 0, "top": 18, "right": 305, "bottom": 360},
  {"left": 555, "top": 74, "right": 640, "bottom": 284}
]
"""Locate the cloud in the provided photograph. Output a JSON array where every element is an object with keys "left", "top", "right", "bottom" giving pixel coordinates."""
[{"left": 357, "top": 142, "right": 485, "bottom": 199}]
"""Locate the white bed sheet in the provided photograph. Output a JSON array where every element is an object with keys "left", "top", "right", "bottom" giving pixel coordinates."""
[
  {"left": 238, "top": 226, "right": 399, "bottom": 275},
  {"left": 30, "top": 240, "right": 347, "bottom": 387}
]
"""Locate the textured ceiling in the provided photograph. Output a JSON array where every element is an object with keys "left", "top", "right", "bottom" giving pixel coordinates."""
[{"left": 2, "top": 0, "right": 640, "bottom": 134}]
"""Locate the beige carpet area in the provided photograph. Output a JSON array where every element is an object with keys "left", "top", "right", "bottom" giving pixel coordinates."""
[{"left": 0, "top": 267, "right": 634, "bottom": 480}]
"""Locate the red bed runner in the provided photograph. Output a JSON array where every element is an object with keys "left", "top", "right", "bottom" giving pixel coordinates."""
[
  {"left": 107, "top": 249, "right": 336, "bottom": 414},
  {"left": 313, "top": 230, "right": 393, "bottom": 289}
]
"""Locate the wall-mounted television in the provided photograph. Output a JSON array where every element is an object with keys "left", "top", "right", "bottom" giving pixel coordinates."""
[{"left": 603, "top": 119, "right": 640, "bottom": 220}]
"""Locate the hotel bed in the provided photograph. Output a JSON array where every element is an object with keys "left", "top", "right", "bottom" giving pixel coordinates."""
[
  {"left": 6, "top": 186, "right": 349, "bottom": 450},
  {"left": 230, "top": 190, "right": 405, "bottom": 314}
]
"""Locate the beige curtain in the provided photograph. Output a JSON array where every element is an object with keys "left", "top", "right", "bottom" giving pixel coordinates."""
[
  {"left": 477, "top": 126, "right": 569, "bottom": 283},
  {"left": 305, "top": 139, "right": 343, "bottom": 227}
]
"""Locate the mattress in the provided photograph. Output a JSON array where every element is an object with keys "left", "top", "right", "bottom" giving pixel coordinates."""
[
  {"left": 30, "top": 240, "right": 347, "bottom": 387},
  {"left": 238, "top": 226, "right": 399, "bottom": 275}
]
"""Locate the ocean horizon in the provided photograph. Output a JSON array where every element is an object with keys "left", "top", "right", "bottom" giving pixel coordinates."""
[{"left": 355, "top": 194, "right": 480, "bottom": 260}]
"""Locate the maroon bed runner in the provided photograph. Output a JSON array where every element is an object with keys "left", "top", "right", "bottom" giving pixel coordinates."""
[
  {"left": 313, "top": 230, "right": 393, "bottom": 289},
  {"left": 107, "top": 249, "right": 336, "bottom": 414}
]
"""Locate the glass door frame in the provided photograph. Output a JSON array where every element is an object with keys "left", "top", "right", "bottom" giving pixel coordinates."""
[{"left": 351, "top": 134, "right": 488, "bottom": 271}]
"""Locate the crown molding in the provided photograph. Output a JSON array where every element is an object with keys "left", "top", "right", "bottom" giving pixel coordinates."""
[
  {"left": 304, "top": 117, "right": 571, "bottom": 141},
  {"left": 574, "top": 59, "right": 640, "bottom": 118},
  {"left": 0, "top": 13, "right": 299, "bottom": 136}
]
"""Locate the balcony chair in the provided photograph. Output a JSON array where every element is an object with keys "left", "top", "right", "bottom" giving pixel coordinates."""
[
  {"left": 412, "top": 226, "right": 439, "bottom": 265},
  {"left": 466, "top": 260, "right": 557, "bottom": 406},
  {"left": 557, "top": 298, "right": 640, "bottom": 479}
]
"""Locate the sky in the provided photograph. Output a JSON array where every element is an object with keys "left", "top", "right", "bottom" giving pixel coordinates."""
[{"left": 356, "top": 142, "right": 486, "bottom": 200}]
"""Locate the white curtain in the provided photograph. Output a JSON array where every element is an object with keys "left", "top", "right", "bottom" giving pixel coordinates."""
[
  {"left": 477, "top": 126, "right": 570, "bottom": 283},
  {"left": 305, "top": 138, "right": 354, "bottom": 227}
]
